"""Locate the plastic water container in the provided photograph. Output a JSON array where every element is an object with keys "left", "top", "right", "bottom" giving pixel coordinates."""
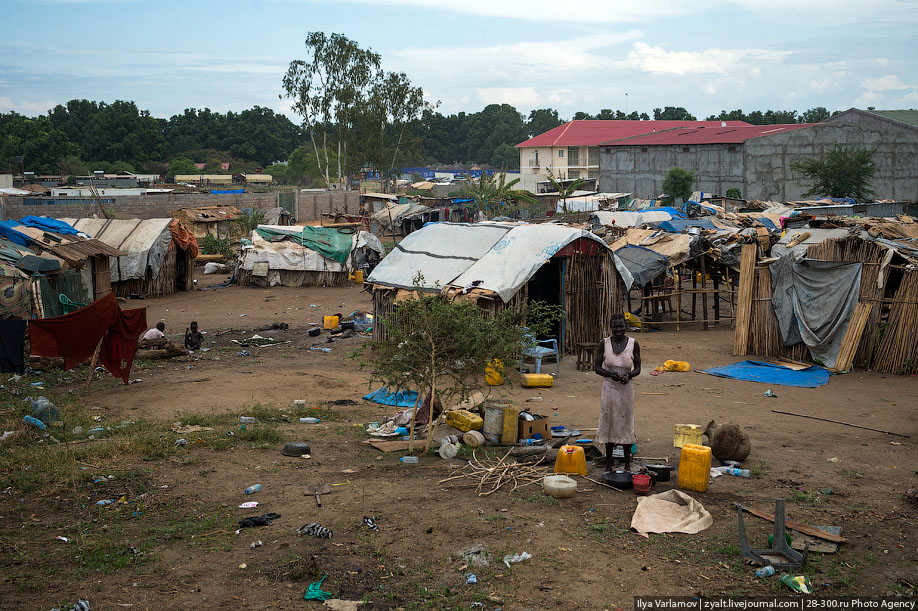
[
  {"left": 445, "top": 410, "right": 483, "bottom": 433},
  {"left": 399, "top": 456, "right": 418, "bottom": 464},
  {"left": 300, "top": 417, "right": 320, "bottom": 424},
  {"left": 724, "top": 467, "right": 751, "bottom": 478},
  {"left": 240, "top": 416, "right": 257, "bottom": 424},
  {"left": 755, "top": 565, "right": 776, "bottom": 578},
  {"left": 323, "top": 315, "right": 339, "bottom": 330},
  {"left": 554, "top": 445, "right": 587, "bottom": 476},
  {"left": 678, "top": 444, "right": 712, "bottom": 493},
  {"left": 30, "top": 396, "right": 59, "bottom": 425},
  {"left": 485, "top": 359, "right": 504, "bottom": 386},
  {"left": 23, "top": 415, "right": 47, "bottom": 430},
  {"left": 244, "top": 484, "right": 262, "bottom": 495}
]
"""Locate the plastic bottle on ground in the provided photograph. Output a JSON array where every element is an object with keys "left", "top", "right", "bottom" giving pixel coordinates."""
[
  {"left": 23, "top": 415, "right": 47, "bottom": 430},
  {"left": 244, "top": 484, "right": 263, "bottom": 495},
  {"left": 300, "top": 417, "right": 320, "bottom": 424},
  {"left": 399, "top": 456, "right": 419, "bottom": 464},
  {"left": 755, "top": 565, "right": 776, "bottom": 578},
  {"left": 725, "top": 467, "right": 751, "bottom": 478},
  {"left": 240, "top": 416, "right": 257, "bottom": 424}
]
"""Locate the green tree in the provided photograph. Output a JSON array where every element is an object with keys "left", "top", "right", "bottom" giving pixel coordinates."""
[
  {"left": 653, "top": 106, "right": 696, "bottom": 120},
  {"left": 58, "top": 154, "right": 88, "bottom": 176},
  {"left": 725, "top": 188, "right": 742, "bottom": 199},
  {"left": 490, "top": 143, "right": 519, "bottom": 170},
  {"left": 286, "top": 145, "right": 339, "bottom": 186},
  {"left": 544, "top": 170, "right": 587, "bottom": 214},
  {"left": 527, "top": 108, "right": 564, "bottom": 137},
  {"left": 462, "top": 171, "right": 535, "bottom": 217},
  {"left": 366, "top": 278, "right": 527, "bottom": 454},
  {"left": 263, "top": 163, "right": 289, "bottom": 183},
  {"left": 800, "top": 107, "right": 831, "bottom": 123},
  {"left": 661, "top": 166, "right": 695, "bottom": 205},
  {"left": 283, "top": 32, "right": 382, "bottom": 188},
  {"left": 0, "top": 112, "right": 81, "bottom": 174},
  {"left": 168, "top": 157, "right": 198, "bottom": 177},
  {"left": 790, "top": 146, "right": 877, "bottom": 201}
]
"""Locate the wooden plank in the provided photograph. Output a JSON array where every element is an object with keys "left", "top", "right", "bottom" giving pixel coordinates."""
[
  {"left": 832, "top": 303, "right": 873, "bottom": 372},
  {"left": 733, "top": 244, "right": 756, "bottom": 355},
  {"left": 737, "top": 504, "right": 848, "bottom": 543}
]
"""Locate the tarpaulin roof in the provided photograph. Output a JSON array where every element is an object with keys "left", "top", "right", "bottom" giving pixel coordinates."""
[
  {"left": 650, "top": 218, "right": 718, "bottom": 233},
  {"left": 0, "top": 218, "right": 123, "bottom": 263},
  {"left": 592, "top": 210, "right": 675, "bottom": 228},
  {"left": 255, "top": 225, "right": 354, "bottom": 265},
  {"left": 368, "top": 222, "right": 613, "bottom": 303},
  {"left": 607, "top": 229, "right": 693, "bottom": 267},
  {"left": 172, "top": 205, "right": 242, "bottom": 224},
  {"left": 614, "top": 244, "right": 670, "bottom": 288},
  {"left": 60, "top": 218, "right": 175, "bottom": 282},
  {"left": 241, "top": 225, "right": 383, "bottom": 273}
]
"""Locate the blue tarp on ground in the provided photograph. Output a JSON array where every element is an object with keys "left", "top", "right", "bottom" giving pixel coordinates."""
[
  {"left": 699, "top": 360, "right": 830, "bottom": 388},
  {"left": 363, "top": 386, "right": 419, "bottom": 407}
]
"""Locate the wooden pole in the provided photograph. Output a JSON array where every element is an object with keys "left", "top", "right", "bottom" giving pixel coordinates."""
[
  {"left": 84, "top": 337, "right": 104, "bottom": 392},
  {"left": 700, "top": 257, "right": 709, "bottom": 330},
  {"left": 713, "top": 262, "right": 721, "bottom": 324},
  {"left": 676, "top": 266, "right": 682, "bottom": 332},
  {"left": 733, "top": 244, "right": 756, "bottom": 356},
  {"left": 770, "top": 409, "right": 909, "bottom": 438}
]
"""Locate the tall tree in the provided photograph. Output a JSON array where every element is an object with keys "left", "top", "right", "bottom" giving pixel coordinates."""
[
  {"left": 653, "top": 106, "right": 696, "bottom": 121},
  {"left": 490, "top": 143, "right": 519, "bottom": 170},
  {"left": 0, "top": 112, "right": 81, "bottom": 174},
  {"left": 790, "top": 146, "right": 877, "bottom": 201},
  {"left": 545, "top": 170, "right": 587, "bottom": 214},
  {"left": 282, "top": 32, "right": 381, "bottom": 188},
  {"left": 527, "top": 108, "right": 564, "bottom": 137},
  {"left": 661, "top": 166, "right": 695, "bottom": 205},
  {"left": 800, "top": 107, "right": 831, "bottom": 123}
]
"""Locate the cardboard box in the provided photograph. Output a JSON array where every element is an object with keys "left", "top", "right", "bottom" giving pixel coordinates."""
[{"left": 518, "top": 417, "right": 550, "bottom": 442}]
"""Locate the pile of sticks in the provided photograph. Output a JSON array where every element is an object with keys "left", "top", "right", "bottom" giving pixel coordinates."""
[{"left": 438, "top": 449, "right": 549, "bottom": 496}]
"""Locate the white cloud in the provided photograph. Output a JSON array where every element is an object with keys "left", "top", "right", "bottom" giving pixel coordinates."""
[
  {"left": 897, "top": 91, "right": 918, "bottom": 104},
  {"left": 864, "top": 74, "right": 910, "bottom": 91},
  {"left": 0, "top": 97, "right": 59, "bottom": 114},
  {"left": 855, "top": 90, "right": 884, "bottom": 106},
  {"left": 476, "top": 87, "right": 541, "bottom": 107},
  {"left": 623, "top": 42, "right": 791, "bottom": 75}
]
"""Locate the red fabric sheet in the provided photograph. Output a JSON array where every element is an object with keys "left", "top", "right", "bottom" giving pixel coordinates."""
[{"left": 29, "top": 293, "right": 147, "bottom": 383}]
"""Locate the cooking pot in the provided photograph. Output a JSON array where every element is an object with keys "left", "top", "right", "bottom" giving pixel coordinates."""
[
  {"left": 602, "top": 470, "right": 633, "bottom": 489},
  {"left": 645, "top": 464, "right": 674, "bottom": 482}
]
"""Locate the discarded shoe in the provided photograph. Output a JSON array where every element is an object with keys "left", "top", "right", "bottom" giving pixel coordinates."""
[{"left": 297, "top": 522, "right": 332, "bottom": 539}]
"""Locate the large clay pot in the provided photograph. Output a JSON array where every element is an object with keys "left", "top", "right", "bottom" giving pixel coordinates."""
[{"left": 704, "top": 420, "right": 751, "bottom": 462}]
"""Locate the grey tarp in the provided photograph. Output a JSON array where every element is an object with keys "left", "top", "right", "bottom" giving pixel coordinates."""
[
  {"left": 60, "top": 218, "right": 173, "bottom": 282},
  {"left": 613, "top": 244, "right": 668, "bottom": 289},
  {"left": 769, "top": 256, "right": 862, "bottom": 369}
]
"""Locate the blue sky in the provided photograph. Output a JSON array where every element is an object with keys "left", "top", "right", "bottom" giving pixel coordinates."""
[{"left": 1, "top": 0, "right": 916, "bottom": 122}]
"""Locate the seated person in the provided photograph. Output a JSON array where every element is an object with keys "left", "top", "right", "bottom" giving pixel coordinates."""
[
  {"left": 184, "top": 321, "right": 204, "bottom": 350},
  {"left": 142, "top": 322, "right": 165, "bottom": 341}
]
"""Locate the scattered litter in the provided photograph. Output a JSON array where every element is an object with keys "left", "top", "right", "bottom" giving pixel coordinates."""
[
  {"left": 240, "top": 417, "right": 257, "bottom": 424},
  {"left": 304, "top": 574, "right": 331, "bottom": 601},
  {"left": 239, "top": 501, "right": 259, "bottom": 509},
  {"left": 128, "top": 379, "right": 143, "bottom": 384},
  {"left": 827, "top": 457, "right": 839, "bottom": 463},
  {"left": 526, "top": 396, "right": 543, "bottom": 402},
  {"left": 96, "top": 499, "right": 116, "bottom": 506},
  {"left": 239, "top": 563, "right": 247, "bottom": 569},
  {"left": 239, "top": 513, "right": 280, "bottom": 528},
  {"left": 239, "top": 314, "right": 247, "bottom": 317},
  {"left": 780, "top": 574, "right": 813, "bottom": 594},
  {"left": 244, "top": 483, "right": 262, "bottom": 495},
  {"left": 763, "top": 389, "right": 778, "bottom": 398},
  {"left": 466, "top": 573, "right": 477, "bottom": 584},
  {"left": 237, "top": 350, "right": 251, "bottom": 357},
  {"left": 23, "top": 415, "right": 47, "bottom": 430},
  {"left": 460, "top": 544, "right": 491, "bottom": 567},
  {"left": 250, "top": 540, "right": 263, "bottom": 549},
  {"left": 70, "top": 600, "right": 91, "bottom": 611},
  {"left": 0, "top": 431, "right": 17, "bottom": 442},
  {"left": 503, "top": 551, "right": 532, "bottom": 568},
  {"left": 362, "top": 516, "right": 379, "bottom": 532},
  {"left": 323, "top": 600, "right": 364, "bottom": 610},
  {"left": 310, "top": 347, "right": 332, "bottom": 353},
  {"left": 297, "top": 522, "right": 333, "bottom": 539},
  {"left": 56, "top": 536, "right": 69, "bottom": 543},
  {"left": 173, "top": 438, "right": 187, "bottom": 447}
]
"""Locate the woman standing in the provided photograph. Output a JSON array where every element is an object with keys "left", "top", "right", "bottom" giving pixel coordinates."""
[{"left": 594, "top": 313, "right": 642, "bottom": 473}]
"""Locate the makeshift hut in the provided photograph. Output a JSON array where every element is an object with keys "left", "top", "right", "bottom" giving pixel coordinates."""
[
  {"left": 366, "top": 222, "right": 625, "bottom": 353},
  {"left": 59, "top": 218, "right": 199, "bottom": 298},
  {"left": 0, "top": 216, "right": 124, "bottom": 317},
  {"left": 172, "top": 205, "right": 244, "bottom": 243},
  {"left": 733, "top": 224, "right": 918, "bottom": 374},
  {"left": 237, "top": 225, "right": 384, "bottom": 287}
]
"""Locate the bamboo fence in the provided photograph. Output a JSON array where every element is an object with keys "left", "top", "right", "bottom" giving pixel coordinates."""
[{"left": 111, "top": 250, "right": 195, "bottom": 298}]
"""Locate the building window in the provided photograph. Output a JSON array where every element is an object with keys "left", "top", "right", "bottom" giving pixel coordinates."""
[
  {"left": 641, "top": 147, "right": 648, "bottom": 153},
  {"left": 682, "top": 147, "right": 690, "bottom": 153},
  {"left": 588, "top": 170, "right": 599, "bottom": 179},
  {"left": 728, "top": 146, "right": 737, "bottom": 152},
  {"left": 568, "top": 147, "right": 579, "bottom": 165},
  {"left": 558, "top": 149, "right": 564, "bottom": 158},
  {"left": 569, "top": 170, "right": 580, "bottom": 179},
  {"left": 588, "top": 148, "right": 599, "bottom": 166}
]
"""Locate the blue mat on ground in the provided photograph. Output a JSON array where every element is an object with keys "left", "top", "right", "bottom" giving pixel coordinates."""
[
  {"left": 362, "top": 386, "right": 419, "bottom": 407},
  {"left": 699, "top": 360, "right": 830, "bottom": 388}
]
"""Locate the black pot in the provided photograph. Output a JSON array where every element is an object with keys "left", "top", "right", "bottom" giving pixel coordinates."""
[
  {"left": 340, "top": 321, "right": 356, "bottom": 331},
  {"left": 645, "top": 464, "right": 673, "bottom": 482},
  {"left": 307, "top": 327, "right": 321, "bottom": 337},
  {"left": 602, "top": 470, "right": 633, "bottom": 489}
]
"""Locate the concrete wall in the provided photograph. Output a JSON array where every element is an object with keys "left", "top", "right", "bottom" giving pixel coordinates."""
[
  {"left": 743, "top": 121, "right": 918, "bottom": 201},
  {"left": 0, "top": 190, "right": 361, "bottom": 223},
  {"left": 599, "top": 143, "right": 744, "bottom": 198}
]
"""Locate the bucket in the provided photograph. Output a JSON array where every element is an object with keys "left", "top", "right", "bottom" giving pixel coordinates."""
[
  {"left": 438, "top": 442, "right": 459, "bottom": 459},
  {"left": 632, "top": 473, "right": 652, "bottom": 495},
  {"left": 482, "top": 400, "right": 511, "bottom": 444}
]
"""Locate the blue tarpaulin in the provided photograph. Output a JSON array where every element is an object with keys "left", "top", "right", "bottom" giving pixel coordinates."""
[
  {"left": 18, "top": 216, "right": 82, "bottom": 236},
  {"left": 363, "top": 386, "right": 419, "bottom": 407},
  {"left": 653, "top": 218, "right": 717, "bottom": 233},
  {"left": 699, "top": 360, "right": 830, "bottom": 388},
  {"left": 210, "top": 189, "right": 244, "bottom": 194},
  {"left": 652, "top": 206, "right": 687, "bottom": 219}
]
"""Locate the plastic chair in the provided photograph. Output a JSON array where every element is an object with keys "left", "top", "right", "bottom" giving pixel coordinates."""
[
  {"left": 59, "top": 294, "right": 87, "bottom": 314},
  {"left": 520, "top": 329, "right": 560, "bottom": 377}
]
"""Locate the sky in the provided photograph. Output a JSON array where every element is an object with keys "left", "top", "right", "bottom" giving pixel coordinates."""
[{"left": 1, "top": 0, "right": 917, "bottom": 123}]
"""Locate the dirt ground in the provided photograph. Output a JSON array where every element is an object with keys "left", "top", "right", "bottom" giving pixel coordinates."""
[{"left": 1, "top": 273, "right": 916, "bottom": 610}]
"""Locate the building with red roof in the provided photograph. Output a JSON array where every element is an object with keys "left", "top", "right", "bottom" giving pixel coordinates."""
[{"left": 515, "top": 120, "right": 750, "bottom": 192}]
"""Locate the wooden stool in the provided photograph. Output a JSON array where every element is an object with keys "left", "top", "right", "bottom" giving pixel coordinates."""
[{"left": 575, "top": 342, "right": 599, "bottom": 371}]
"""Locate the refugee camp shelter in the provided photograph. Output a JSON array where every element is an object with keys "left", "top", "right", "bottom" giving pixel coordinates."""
[
  {"left": 0, "top": 217, "right": 124, "bottom": 317},
  {"left": 734, "top": 225, "right": 918, "bottom": 374},
  {"left": 366, "top": 222, "right": 625, "bottom": 352},
  {"left": 173, "top": 205, "right": 244, "bottom": 243},
  {"left": 238, "top": 225, "right": 384, "bottom": 287},
  {"left": 60, "top": 218, "right": 199, "bottom": 298}
]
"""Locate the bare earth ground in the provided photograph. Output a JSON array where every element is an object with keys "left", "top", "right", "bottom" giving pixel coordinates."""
[{"left": 1, "top": 273, "right": 916, "bottom": 610}]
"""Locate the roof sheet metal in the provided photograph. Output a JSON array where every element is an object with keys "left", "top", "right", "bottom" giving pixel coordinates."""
[
  {"left": 516, "top": 120, "right": 752, "bottom": 148},
  {"left": 870, "top": 109, "right": 918, "bottom": 127},
  {"left": 602, "top": 124, "right": 813, "bottom": 146}
]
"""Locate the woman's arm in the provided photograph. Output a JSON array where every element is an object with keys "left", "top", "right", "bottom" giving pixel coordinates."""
[
  {"left": 594, "top": 338, "right": 623, "bottom": 381},
  {"left": 624, "top": 340, "right": 642, "bottom": 383}
]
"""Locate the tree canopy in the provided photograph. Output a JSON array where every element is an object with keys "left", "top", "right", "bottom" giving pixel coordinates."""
[
  {"left": 790, "top": 146, "right": 877, "bottom": 201},
  {"left": 662, "top": 166, "right": 695, "bottom": 205}
]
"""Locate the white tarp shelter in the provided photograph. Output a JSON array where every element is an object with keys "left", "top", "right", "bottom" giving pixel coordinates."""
[
  {"left": 591, "top": 210, "right": 674, "bottom": 228},
  {"left": 60, "top": 218, "right": 173, "bottom": 282}
]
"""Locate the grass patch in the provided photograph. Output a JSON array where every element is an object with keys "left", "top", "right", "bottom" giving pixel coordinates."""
[
  {"left": 840, "top": 468, "right": 862, "bottom": 478},
  {"left": 588, "top": 522, "right": 628, "bottom": 542},
  {"left": 516, "top": 492, "right": 559, "bottom": 505},
  {"left": 790, "top": 490, "right": 820, "bottom": 505}
]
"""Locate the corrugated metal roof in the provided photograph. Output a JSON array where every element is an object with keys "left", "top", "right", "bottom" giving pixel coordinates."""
[
  {"left": 516, "top": 120, "right": 752, "bottom": 148},
  {"left": 602, "top": 124, "right": 813, "bottom": 146},
  {"left": 15, "top": 225, "right": 124, "bottom": 263},
  {"left": 870, "top": 110, "right": 918, "bottom": 127}
]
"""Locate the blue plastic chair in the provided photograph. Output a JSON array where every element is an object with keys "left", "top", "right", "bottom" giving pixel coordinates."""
[{"left": 519, "top": 330, "right": 560, "bottom": 377}]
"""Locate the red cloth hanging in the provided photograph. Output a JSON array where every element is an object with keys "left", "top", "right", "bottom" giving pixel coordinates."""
[{"left": 30, "top": 293, "right": 147, "bottom": 383}]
